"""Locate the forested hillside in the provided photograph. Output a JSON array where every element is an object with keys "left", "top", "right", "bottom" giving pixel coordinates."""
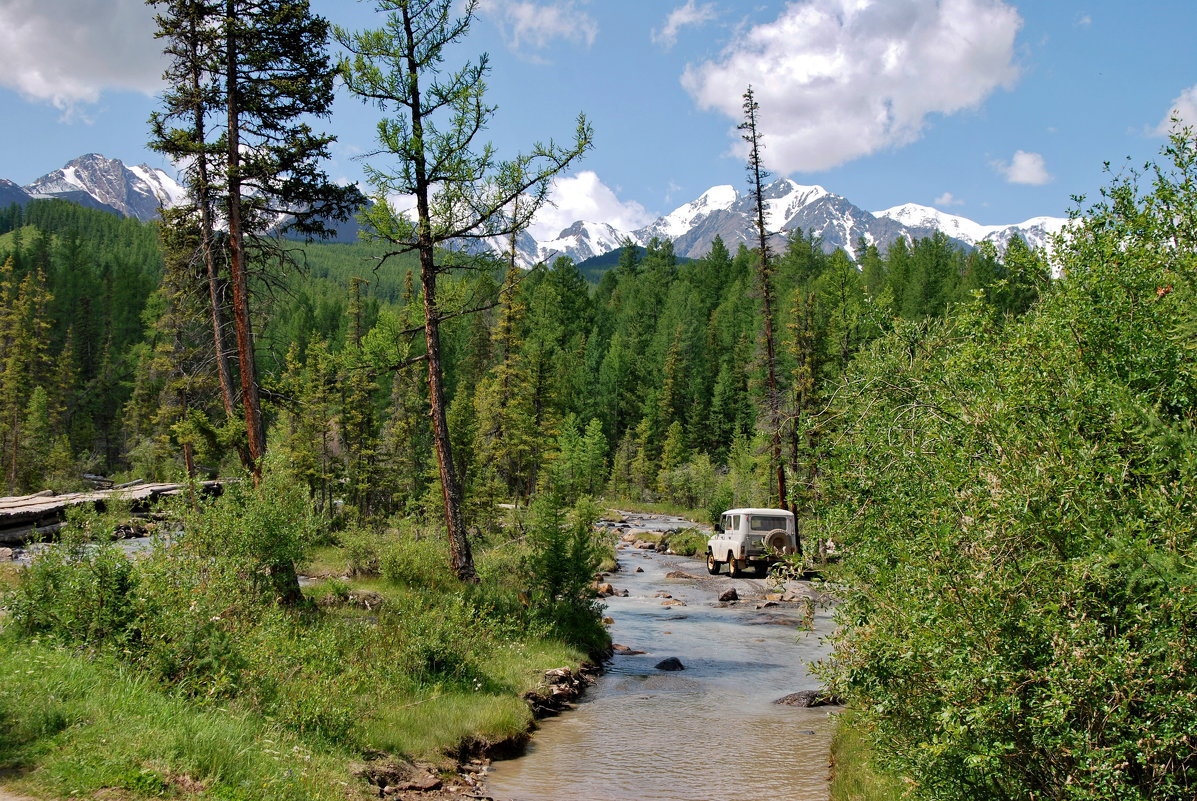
[{"left": 0, "top": 190, "right": 1045, "bottom": 521}]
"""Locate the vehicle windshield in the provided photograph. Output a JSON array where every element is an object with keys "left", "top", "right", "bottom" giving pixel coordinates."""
[{"left": 749, "top": 515, "right": 789, "bottom": 532}]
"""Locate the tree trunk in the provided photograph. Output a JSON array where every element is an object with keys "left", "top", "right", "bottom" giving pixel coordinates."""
[
  {"left": 225, "top": 0, "right": 265, "bottom": 483},
  {"left": 401, "top": 2, "right": 476, "bottom": 583},
  {"left": 421, "top": 262, "right": 477, "bottom": 582}
]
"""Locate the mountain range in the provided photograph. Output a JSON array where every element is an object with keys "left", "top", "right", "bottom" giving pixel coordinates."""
[{"left": 2, "top": 154, "right": 1069, "bottom": 266}]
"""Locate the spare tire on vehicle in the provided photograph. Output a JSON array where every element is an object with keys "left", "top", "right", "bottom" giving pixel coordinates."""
[{"left": 765, "top": 529, "right": 790, "bottom": 553}]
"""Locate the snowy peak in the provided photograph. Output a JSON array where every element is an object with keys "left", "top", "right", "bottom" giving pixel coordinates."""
[
  {"left": 647, "top": 184, "right": 739, "bottom": 241},
  {"left": 23, "top": 154, "right": 185, "bottom": 221},
  {"left": 538, "top": 219, "right": 631, "bottom": 265},
  {"left": 874, "top": 203, "right": 1068, "bottom": 252},
  {"left": 875, "top": 203, "right": 992, "bottom": 243}
]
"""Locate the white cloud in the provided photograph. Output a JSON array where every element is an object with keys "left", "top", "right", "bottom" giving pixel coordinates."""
[
  {"left": 681, "top": 0, "right": 1022, "bottom": 173},
  {"left": 479, "top": 0, "right": 598, "bottom": 53},
  {"left": 1075, "top": 14, "right": 1093, "bottom": 28},
  {"left": 994, "top": 150, "right": 1052, "bottom": 185},
  {"left": 934, "top": 192, "right": 964, "bottom": 207},
  {"left": 1154, "top": 85, "right": 1197, "bottom": 136},
  {"left": 653, "top": 1, "right": 718, "bottom": 49},
  {"left": 529, "top": 171, "right": 653, "bottom": 240},
  {"left": 0, "top": 0, "right": 163, "bottom": 113}
]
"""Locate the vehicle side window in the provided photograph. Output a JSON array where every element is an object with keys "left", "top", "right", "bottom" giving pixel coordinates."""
[{"left": 731, "top": 515, "right": 740, "bottom": 532}]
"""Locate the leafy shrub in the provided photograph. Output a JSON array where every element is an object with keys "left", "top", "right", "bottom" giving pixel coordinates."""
[
  {"left": 817, "top": 132, "right": 1197, "bottom": 801},
  {"left": 338, "top": 524, "right": 383, "bottom": 576},
  {"left": 663, "top": 527, "right": 708, "bottom": 557},
  {"left": 7, "top": 505, "right": 136, "bottom": 646},
  {"left": 379, "top": 525, "right": 453, "bottom": 588}
]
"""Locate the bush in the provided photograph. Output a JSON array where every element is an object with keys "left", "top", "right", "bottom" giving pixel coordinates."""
[
  {"left": 7, "top": 505, "right": 136, "bottom": 646},
  {"left": 379, "top": 524, "right": 453, "bottom": 588},
  {"left": 817, "top": 132, "right": 1197, "bottom": 801}
]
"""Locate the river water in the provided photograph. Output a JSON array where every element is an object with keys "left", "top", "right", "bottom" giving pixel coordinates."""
[{"left": 485, "top": 514, "right": 838, "bottom": 801}]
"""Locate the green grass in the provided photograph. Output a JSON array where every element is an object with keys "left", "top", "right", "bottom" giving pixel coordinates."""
[
  {"left": 606, "top": 499, "right": 711, "bottom": 524},
  {"left": 0, "top": 639, "right": 366, "bottom": 801},
  {"left": 829, "top": 711, "right": 907, "bottom": 801}
]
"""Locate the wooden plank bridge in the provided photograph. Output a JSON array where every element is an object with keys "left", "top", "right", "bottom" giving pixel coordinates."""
[{"left": 0, "top": 481, "right": 223, "bottom": 545}]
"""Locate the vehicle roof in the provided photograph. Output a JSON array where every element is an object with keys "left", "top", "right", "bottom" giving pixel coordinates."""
[{"left": 722, "top": 507, "right": 795, "bottom": 517}]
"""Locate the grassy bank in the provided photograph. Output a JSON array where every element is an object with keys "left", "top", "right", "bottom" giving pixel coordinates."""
[
  {"left": 829, "top": 711, "right": 906, "bottom": 801},
  {"left": 0, "top": 477, "right": 612, "bottom": 800}
]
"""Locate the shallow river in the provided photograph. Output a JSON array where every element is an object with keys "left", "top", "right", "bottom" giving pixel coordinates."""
[{"left": 484, "top": 514, "right": 838, "bottom": 801}]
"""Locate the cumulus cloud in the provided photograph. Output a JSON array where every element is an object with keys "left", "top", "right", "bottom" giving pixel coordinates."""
[
  {"left": 934, "top": 192, "right": 964, "bottom": 207},
  {"left": 681, "top": 0, "right": 1022, "bottom": 173},
  {"left": 653, "top": 1, "right": 718, "bottom": 49},
  {"left": 0, "top": 0, "right": 163, "bottom": 113},
  {"left": 1154, "top": 85, "right": 1197, "bottom": 135},
  {"left": 529, "top": 171, "right": 653, "bottom": 240},
  {"left": 994, "top": 150, "right": 1052, "bottom": 185},
  {"left": 479, "top": 0, "right": 598, "bottom": 53}
]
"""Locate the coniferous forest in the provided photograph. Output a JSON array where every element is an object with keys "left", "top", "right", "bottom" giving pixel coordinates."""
[{"left": 2, "top": 2, "right": 1197, "bottom": 800}]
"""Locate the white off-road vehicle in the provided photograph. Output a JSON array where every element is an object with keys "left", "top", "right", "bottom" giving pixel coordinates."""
[{"left": 706, "top": 507, "right": 798, "bottom": 578}]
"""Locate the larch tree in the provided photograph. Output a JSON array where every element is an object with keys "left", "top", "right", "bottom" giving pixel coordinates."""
[
  {"left": 336, "top": 0, "right": 592, "bottom": 582},
  {"left": 739, "top": 86, "right": 790, "bottom": 518}
]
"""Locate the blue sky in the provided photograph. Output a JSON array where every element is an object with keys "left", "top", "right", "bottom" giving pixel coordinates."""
[{"left": 0, "top": 0, "right": 1194, "bottom": 239}]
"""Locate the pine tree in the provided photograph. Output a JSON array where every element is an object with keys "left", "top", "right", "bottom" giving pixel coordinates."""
[{"left": 150, "top": 0, "right": 361, "bottom": 487}]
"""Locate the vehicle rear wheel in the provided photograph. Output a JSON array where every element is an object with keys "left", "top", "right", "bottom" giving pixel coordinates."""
[
  {"left": 706, "top": 552, "right": 720, "bottom": 575},
  {"left": 727, "top": 552, "right": 743, "bottom": 578}
]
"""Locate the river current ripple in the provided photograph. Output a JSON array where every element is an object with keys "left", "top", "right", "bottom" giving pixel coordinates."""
[{"left": 484, "top": 513, "right": 838, "bottom": 801}]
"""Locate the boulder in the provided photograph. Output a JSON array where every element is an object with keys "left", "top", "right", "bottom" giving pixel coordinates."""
[
  {"left": 774, "top": 690, "right": 845, "bottom": 707},
  {"left": 664, "top": 570, "right": 698, "bottom": 579},
  {"left": 595, "top": 582, "right": 616, "bottom": 597},
  {"left": 0, "top": 547, "right": 13, "bottom": 561},
  {"left": 635, "top": 566, "right": 644, "bottom": 573},
  {"left": 655, "top": 657, "right": 685, "bottom": 671},
  {"left": 719, "top": 588, "right": 739, "bottom": 602}
]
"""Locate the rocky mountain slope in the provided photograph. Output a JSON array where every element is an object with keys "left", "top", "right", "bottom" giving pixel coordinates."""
[{"left": 17, "top": 154, "right": 185, "bottom": 221}]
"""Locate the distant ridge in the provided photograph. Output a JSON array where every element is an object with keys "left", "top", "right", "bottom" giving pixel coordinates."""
[{"left": 1, "top": 153, "right": 1068, "bottom": 265}]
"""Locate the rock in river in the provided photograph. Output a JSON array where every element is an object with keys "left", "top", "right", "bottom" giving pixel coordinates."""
[
  {"left": 774, "top": 690, "right": 844, "bottom": 707},
  {"left": 719, "top": 588, "right": 738, "bottom": 602},
  {"left": 655, "top": 657, "right": 685, "bottom": 671}
]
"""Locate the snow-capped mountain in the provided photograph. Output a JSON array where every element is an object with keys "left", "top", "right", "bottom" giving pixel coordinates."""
[
  {"left": 531, "top": 179, "right": 1069, "bottom": 267},
  {"left": 874, "top": 203, "right": 1069, "bottom": 252},
  {"left": 23, "top": 154, "right": 185, "bottom": 222},
  {"left": 536, "top": 220, "right": 628, "bottom": 264},
  {"left": 2, "top": 153, "right": 1068, "bottom": 267},
  {"left": 0, "top": 179, "right": 30, "bottom": 209}
]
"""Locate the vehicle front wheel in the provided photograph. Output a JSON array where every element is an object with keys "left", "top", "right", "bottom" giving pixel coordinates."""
[
  {"left": 706, "top": 552, "right": 720, "bottom": 575},
  {"left": 727, "top": 552, "right": 743, "bottom": 578}
]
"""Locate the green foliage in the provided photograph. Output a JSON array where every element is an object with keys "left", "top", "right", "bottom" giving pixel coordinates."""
[
  {"left": 817, "top": 131, "right": 1197, "bottom": 801},
  {"left": 7, "top": 503, "right": 137, "bottom": 646},
  {"left": 379, "top": 526, "right": 454, "bottom": 589}
]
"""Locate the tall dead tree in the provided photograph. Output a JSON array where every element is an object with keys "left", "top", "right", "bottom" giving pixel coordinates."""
[{"left": 740, "top": 85, "right": 790, "bottom": 517}]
